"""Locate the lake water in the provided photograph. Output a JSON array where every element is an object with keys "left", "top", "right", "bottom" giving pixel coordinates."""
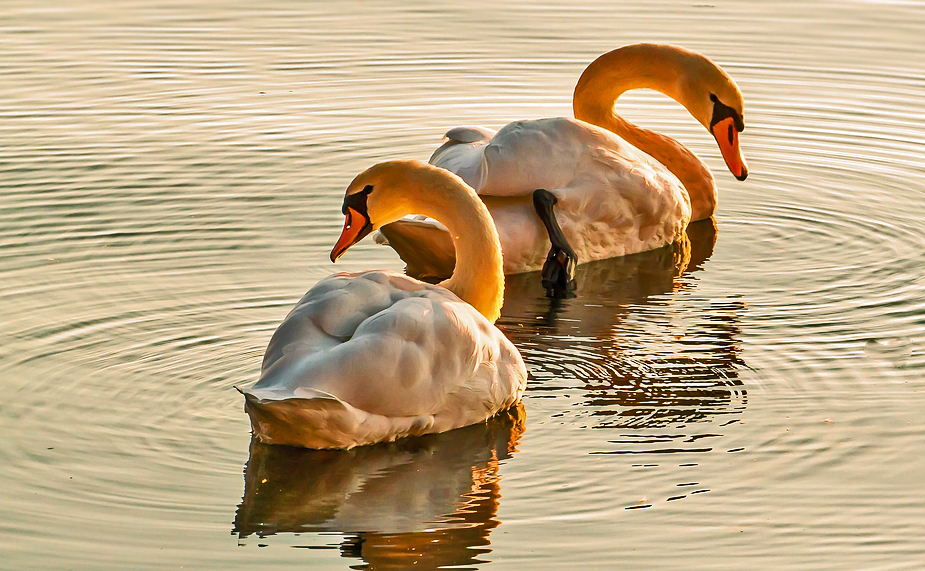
[{"left": 2, "top": 1, "right": 924, "bottom": 569}]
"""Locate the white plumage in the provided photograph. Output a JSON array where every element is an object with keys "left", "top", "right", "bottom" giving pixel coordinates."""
[
  {"left": 242, "top": 160, "right": 527, "bottom": 449},
  {"left": 429, "top": 117, "right": 690, "bottom": 274},
  {"left": 244, "top": 270, "right": 524, "bottom": 448}
]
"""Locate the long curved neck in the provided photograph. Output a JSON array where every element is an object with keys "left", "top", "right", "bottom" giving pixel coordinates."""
[
  {"left": 572, "top": 45, "right": 717, "bottom": 220},
  {"left": 403, "top": 167, "right": 505, "bottom": 322}
]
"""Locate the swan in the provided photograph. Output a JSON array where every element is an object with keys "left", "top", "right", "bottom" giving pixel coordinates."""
[
  {"left": 377, "top": 43, "right": 748, "bottom": 291},
  {"left": 241, "top": 160, "right": 527, "bottom": 449}
]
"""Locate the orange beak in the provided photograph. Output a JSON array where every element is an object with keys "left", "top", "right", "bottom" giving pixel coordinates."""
[
  {"left": 711, "top": 117, "right": 748, "bottom": 181},
  {"left": 330, "top": 207, "right": 372, "bottom": 262}
]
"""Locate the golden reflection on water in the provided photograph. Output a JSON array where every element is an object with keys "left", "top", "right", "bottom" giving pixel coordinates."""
[
  {"left": 234, "top": 219, "right": 749, "bottom": 564},
  {"left": 4, "top": 1, "right": 925, "bottom": 568},
  {"left": 501, "top": 218, "right": 747, "bottom": 439},
  {"left": 235, "top": 405, "right": 525, "bottom": 569}
]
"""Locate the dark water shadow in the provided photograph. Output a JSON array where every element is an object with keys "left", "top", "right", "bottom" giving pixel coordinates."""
[
  {"left": 234, "top": 405, "right": 525, "bottom": 569},
  {"left": 498, "top": 219, "right": 748, "bottom": 444},
  {"left": 500, "top": 217, "right": 718, "bottom": 331}
]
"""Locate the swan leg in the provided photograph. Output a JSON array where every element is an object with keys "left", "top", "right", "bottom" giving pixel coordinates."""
[{"left": 532, "top": 189, "right": 577, "bottom": 298}]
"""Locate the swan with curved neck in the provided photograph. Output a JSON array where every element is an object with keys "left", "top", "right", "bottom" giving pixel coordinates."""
[
  {"left": 377, "top": 44, "right": 749, "bottom": 289},
  {"left": 242, "top": 160, "right": 525, "bottom": 449},
  {"left": 332, "top": 160, "right": 506, "bottom": 321},
  {"left": 573, "top": 43, "right": 747, "bottom": 220}
]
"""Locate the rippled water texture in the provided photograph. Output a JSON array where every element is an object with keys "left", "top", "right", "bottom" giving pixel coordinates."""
[{"left": 2, "top": 1, "right": 924, "bottom": 569}]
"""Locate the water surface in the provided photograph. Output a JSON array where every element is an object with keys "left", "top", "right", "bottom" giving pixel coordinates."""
[{"left": 2, "top": 1, "right": 924, "bottom": 569}]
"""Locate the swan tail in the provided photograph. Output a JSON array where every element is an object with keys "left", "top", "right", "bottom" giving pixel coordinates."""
[
  {"left": 241, "top": 389, "right": 435, "bottom": 449},
  {"left": 376, "top": 218, "right": 457, "bottom": 282},
  {"left": 429, "top": 126, "right": 495, "bottom": 166},
  {"left": 428, "top": 126, "right": 495, "bottom": 192},
  {"left": 441, "top": 126, "right": 496, "bottom": 145}
]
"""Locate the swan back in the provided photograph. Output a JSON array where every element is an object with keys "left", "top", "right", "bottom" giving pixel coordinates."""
[
  {"left": 435, "top": 117, "right": 682, "bottom": 201},
  {"left": 429, "top": 126, "right": 497, "bottom": 192},
  {"left": 245, "top": 270, "right": 526, "bottom": 448}
]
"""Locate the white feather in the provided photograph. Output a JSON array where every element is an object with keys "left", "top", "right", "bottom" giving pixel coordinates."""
[{"left": 243, "top": 271, "right": 525, "bottom": 449}]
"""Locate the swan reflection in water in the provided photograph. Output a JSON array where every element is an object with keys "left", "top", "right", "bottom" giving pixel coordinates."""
[
  {"left": 499, "top": 218, "right": 747, "bottom": 448},
  {"left": 234, "top": 219, "right": 747, "bottom": 563},
  {"left": 234, "top": 405, "right": 524, "bottom": 569}
]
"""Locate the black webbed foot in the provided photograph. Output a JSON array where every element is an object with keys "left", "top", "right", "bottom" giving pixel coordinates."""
[{"left": 533, "top": 189, "right": 577, "bottom": 298}]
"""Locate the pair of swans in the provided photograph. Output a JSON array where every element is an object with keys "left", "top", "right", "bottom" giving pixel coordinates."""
[
  {"left": 379, "top": 42, "right": 747, "bottom": 291},
  {"left": 242, "top": 44, "right": 748, "bottom": 449}
]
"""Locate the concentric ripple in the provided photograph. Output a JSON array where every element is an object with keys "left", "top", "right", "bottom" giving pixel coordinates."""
[{"left": 2, "top": 1, "right": 925, "bottom": 570}]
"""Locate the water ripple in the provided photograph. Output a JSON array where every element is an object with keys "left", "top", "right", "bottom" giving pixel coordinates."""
[{"left": 2, "top": 1, "right": 925, "bottom": 569}]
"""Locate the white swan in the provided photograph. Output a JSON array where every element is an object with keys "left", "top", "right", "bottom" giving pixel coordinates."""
[
  {"left": 241, "top": 160, "right": 527, "bottom": 449},
  {"left": 378, "top": 44, "right": 748, "bottom": 287}
]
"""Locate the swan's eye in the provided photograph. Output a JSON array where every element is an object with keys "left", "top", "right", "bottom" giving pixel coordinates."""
[
  {"left": 710, "top": 95, "right": 744, "bottom": 133},
  {"left": 342, "top": 184, "right": 375, "bottom": 215}
]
